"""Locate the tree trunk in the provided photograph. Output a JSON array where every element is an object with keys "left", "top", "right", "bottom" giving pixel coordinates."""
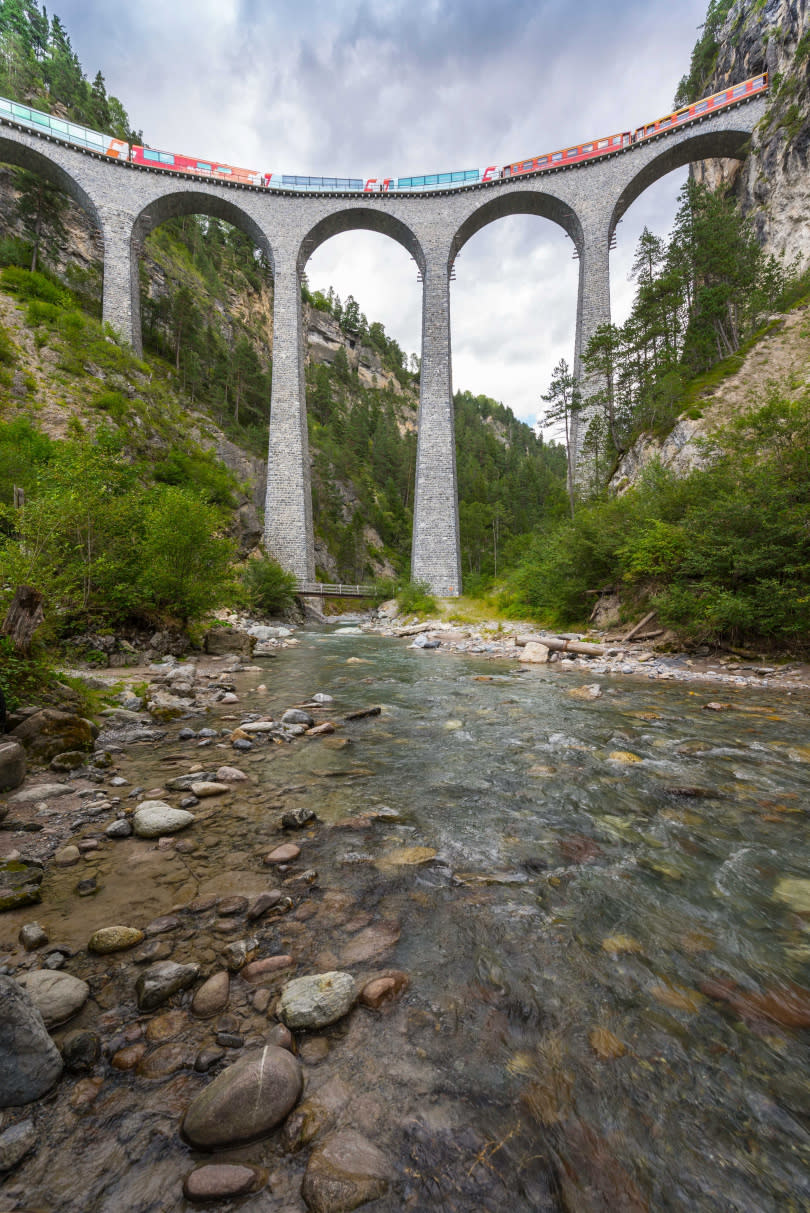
[{"left": 1, "top": 585, "right": 44, "bottom": 655}]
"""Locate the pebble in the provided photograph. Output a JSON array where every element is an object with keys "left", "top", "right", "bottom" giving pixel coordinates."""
[
  {"left": 19, "top": 922, "right": 48, "bottom": 951},
  {"left": 135, "top": 961, "right": 200, "bottom": 1012},
  {"left": 111, "top": 1043, "right": 147, "bottom": 1070},
  {"left": 246, "top": 890, "right": 283, "bottom": 921},
  {"left": 53, "top": 845, "right": 81, "bottom": 867},
  {"left": 217, "top": 895, "right": 249, "bottom": 916},
  {"left": 360, "top": 971, "right": 410, "bottom": 1010},
  {"left": 133, "top": 940, "right": 173, "bottom": 964},
  {"left": 88, "top": 926, "right": 145, "bottom": 954},
  {"left": 105, "top": 819, "right": 132, "bottom": 838},
  {"left": 132, "top": 802, "right": 195, "bottom": 838},
  {"left": 241, "top": 956, "right": 294, "bottom": 983},
  {"left": 215, "top": 766, "right": 248, "bottom": 782},
  {"left": 183, "top": 1164, "right": 265, "bottom": 1203},
  {"left": 194, "top": 1047, "right": 225, "bottom": 1073},
  {"left": 145, "top": 1010, "right": 187, "bottom": 1042},
  {"left": 0, "top": 1119, "right": 38, "bottom": 1172},
  {"left": 137, "top": 1043, "right": 190, "bottom": 1079},
  {"left": 191, "top": 971, "right": 230, "bottom": 1019},
  {"left": 222, "top": 937, "right": 259, "bottom": 972},
  {"left": 264, "top": 843, "right": 301, "bottom": 865},
  {"left": 145, "top": 915, "right": 181, "bottom": 936},
  {"left": 61, "top": 1030, "right": 101, "bottom": 1072},
  {"left": 190, "top": 781, "right": 229, "bottom": 797},
  {"left": 281, "top": 808, "right": 317, "bottom": 829}
]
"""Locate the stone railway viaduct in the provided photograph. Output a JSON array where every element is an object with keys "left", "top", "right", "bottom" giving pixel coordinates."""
[{"left": 0, "top": 95, "right": 765, "bottom": 595}]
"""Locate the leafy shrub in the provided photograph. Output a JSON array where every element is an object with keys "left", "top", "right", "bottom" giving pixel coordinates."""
[
  {"left": 397, "top": 580, "right": 437, "bottom": 615},
  {"left": 241, "top": 556, "right": 298, "bottom": 615},
  {"left": 0, "top": 636, "right": 53, "bottom": 713}
]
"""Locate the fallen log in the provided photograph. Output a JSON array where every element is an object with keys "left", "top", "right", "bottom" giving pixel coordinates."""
[
  {"left": 622, "top": 611, "right": 657, "bottom": 643},
  {"left": 514, "top": 635, "right": 606, "bottom": 657}
]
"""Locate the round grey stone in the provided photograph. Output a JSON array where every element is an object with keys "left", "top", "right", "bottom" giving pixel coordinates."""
[
  {"left": 182, "top": 1045, "right": 302, "bottom": 1148},
  {"left": 278, "top": 972, "right": 358, "bottom": 1030},
  {"left": 16, "top": 970, "right": 89, "bottom": 1028},
  {"left": 133, "top": 801, "right": 195, "bottom": 838}
]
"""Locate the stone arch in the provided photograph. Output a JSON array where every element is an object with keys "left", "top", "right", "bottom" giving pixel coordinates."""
[
  {"left": 0, "top": 134, "right": 101, "bottom": 227},
  {"left": 610, "top": 127, "right": 755, "bottom": 232},
  {"left": 297, "top": 208, "right": 426, "bottom": 277},
  {"left": 127, "top": 187, "right": 276, "bottom": 354},
  {"left": 450, "top": 189, "right": 585, "bottom": 265},
  {"left": 132, "top": 188, "right": 275, "bottom": 273}
]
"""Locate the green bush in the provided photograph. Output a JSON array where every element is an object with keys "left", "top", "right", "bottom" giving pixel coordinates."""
[
  {"left": 397, "top": 580, "right": 437, "bottom": 615},
  {"left": 0, "top": 636, "right": 53, "bottom": 713},
  {"left": 241, "top": 556, "right": 298, "bottom": 615}
]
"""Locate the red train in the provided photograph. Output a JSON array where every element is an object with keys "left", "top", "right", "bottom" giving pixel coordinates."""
[{"left": 0, "top": 74, "right": 768, "bottom": 194}]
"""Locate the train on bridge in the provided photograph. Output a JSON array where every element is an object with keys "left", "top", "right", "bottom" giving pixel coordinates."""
[{"left": 0, "top": 75, "right": 767, "bottom": 196}]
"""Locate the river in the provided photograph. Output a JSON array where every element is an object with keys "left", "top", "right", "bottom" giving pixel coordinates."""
[{"left": 2, "top": 625, "right": 809, "bottom": 1211}]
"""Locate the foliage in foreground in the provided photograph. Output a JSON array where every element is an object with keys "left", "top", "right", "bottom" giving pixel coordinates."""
[
  {"left": 506, "top": 388, "right": 810, "bottom": 650},
  {"left": 241, "top": 557, "right": 298, "bottom": 616},
  {"left": 0, "top": 421, "right": 236, "bottom": 630},
  {"left": 397, "top": 581, "right": 438, "bottom": 615}
]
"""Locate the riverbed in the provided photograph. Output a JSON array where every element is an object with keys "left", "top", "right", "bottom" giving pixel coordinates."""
[{"left": 1, "top": 626, "right": 809, "bottom": 1211}]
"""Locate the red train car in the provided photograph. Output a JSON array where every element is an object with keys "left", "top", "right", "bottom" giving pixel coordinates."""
[
  {"left": 131, "top": 144, "right": 267, "bottom": 187},
  {"left": 633, "top": 74, "right": 768, "bottom": 141}
]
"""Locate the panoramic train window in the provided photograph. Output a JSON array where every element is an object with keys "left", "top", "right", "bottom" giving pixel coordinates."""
[
  {"left": 197, "top": 163, "right": 212, "bottom": 172},
  {"left": 552, "top": 151, "right": 562, "bottom": 161}
]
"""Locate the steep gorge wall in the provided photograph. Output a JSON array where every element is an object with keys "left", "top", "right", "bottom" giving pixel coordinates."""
[{"left": 694, "top": 0, "right": 810, "bottom": 267}]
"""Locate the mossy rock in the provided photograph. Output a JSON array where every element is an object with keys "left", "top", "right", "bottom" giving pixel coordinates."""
[{"left": 0, "top": 859, "right": 44, "bottom": 911}]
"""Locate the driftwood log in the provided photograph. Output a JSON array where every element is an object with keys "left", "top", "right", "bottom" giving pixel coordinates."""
[
  {"left": 1, "top": 585, "right": 44, "bottom": 655},
  {"left": 515, "top": 635, "right": 606, "bottom": 657}
]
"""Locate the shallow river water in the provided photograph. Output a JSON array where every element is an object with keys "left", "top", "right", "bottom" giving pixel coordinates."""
[{"left": 3, "top": 627, "right": 810, "bottom": 1211}]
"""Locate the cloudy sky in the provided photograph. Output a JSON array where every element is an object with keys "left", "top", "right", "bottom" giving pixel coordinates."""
[{"left": 57, "top": 0, "right": 709, "bottom": 431}]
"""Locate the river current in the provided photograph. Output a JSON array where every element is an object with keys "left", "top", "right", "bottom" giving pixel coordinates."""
[{"left": 3, "top": 626, "right": 810, "bottom": 1211}]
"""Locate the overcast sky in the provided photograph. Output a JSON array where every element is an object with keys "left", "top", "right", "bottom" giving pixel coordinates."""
[{"left": 55, "top": 0, "right": 709, "bottom": 431}]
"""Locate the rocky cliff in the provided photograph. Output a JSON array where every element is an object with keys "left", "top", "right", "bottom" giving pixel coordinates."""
[{"left": 693, "top": 0, "right": 810, "bottom": 267}]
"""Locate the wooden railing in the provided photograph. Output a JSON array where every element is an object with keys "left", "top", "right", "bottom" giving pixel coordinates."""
[{"left": 295, "top": 581, "right": 380, "bottom": 598}]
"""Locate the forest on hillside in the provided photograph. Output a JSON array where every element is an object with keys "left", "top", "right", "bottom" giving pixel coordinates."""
[{"left": 2, "top": 0, "right": 810, "bottom": 661}]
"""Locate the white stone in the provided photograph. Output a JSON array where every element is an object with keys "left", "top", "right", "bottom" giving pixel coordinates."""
[{"left": 133, "top": 801, "right": 195, "bottom": 838}]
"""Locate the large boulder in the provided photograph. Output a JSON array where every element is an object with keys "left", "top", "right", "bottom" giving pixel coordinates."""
[
  {"left": 0, "top": 976, "right": 63, "bottom": 1105},
  {"left": 0, "top": 740, "right": 26, "bottom": 794},
  {"left": 182, "top": 1045, "right": 302, "bottom": 1149},
  {"left": 16, "top": 970, "right": 89, "bottom": 1029},
  {"left": 10, "top": 709, "right": 97, "bottom": 764},
  {"left": 203, "top": 627, "right": 256, "bottom": 657}
]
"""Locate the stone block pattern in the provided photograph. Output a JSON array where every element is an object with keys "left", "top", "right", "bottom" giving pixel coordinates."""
[{"left": 0, "top": 98, "right": 765, "bottom": 594}]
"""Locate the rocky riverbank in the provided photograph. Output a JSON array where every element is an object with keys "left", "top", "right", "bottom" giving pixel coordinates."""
[
  {"left": 1, "top": 609, "right": 809, "bottom": 1209},
  {"left": 0, "top": 637, "right": 422, "bottom": 1211}
]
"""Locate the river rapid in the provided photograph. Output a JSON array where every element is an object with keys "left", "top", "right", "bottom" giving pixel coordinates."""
[{"left": 2, "top": 625, "right": 810, "bottom": 1211}]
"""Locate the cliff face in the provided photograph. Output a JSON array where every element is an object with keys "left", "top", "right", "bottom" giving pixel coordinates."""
[{"left": 693, "top": 0, "right": 810, "bottom": 267}]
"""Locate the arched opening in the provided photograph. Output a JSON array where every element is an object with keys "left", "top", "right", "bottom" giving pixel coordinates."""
[
  {"left": 298, "top": 219, "right": 423, "bottom": 583},
  {"left": 132, "top": 192, "right": 275, "bottom": 452},
  {"left": 578, "top": 126, "right": 762, "bottom": 486},
  {"left": 0, "top": 136, "right": 103, "bottom": 310},
  {"left": 448, "top": 196, "right": 577, "bottom": 577}
]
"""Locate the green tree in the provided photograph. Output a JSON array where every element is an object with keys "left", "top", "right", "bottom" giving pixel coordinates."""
[{"left": 540, "top": 358, "right": 580, "bottom": 518}]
